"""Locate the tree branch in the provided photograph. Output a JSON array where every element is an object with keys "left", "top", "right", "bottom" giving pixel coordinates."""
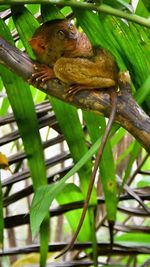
[
  {"left": 1, "top": 242, "right": 150, "bottom": 256},
  {"left": 4, "top": 189, "right": 150, "bottom": 228},
  {"left": 0, "top": 36, "right": 150, "bottom": 152}
]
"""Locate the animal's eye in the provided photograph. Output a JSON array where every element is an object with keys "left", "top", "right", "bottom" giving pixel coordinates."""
[
  {"left": 57, "top": 30, "right": 66, "bottom": 40},
  {"left": 69, "top": 24, "right": 74, "bottom": 31}
]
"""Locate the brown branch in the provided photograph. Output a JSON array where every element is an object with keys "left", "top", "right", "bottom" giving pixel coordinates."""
[
  {"left": 0, "top": 242, "right": 150, "bottom": 256},
  {"left": 4, "top": 191, "right": 150, "bottom": 228},
  {"left": 0, "top": 37, "right": 150, "bottom": 152},
  {"left": 3, "top": 154, "right": 71, "bottom": 207}
]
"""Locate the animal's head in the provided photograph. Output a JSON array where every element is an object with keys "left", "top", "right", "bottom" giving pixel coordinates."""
[{"left": 29, "top": 19, "right": 79, "bottom": 65}]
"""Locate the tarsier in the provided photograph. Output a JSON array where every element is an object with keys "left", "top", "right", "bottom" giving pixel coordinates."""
[{"left": 29, "top": 19, "right": 118, "bottom": 257}]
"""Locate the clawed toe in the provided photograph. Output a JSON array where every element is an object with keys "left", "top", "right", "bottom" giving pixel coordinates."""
[
  {"left": 28, "top": 63, "right": 55, "bottom": 88},
  {"left": 64, "top": 84, "right": 85, "bottom": 100}
]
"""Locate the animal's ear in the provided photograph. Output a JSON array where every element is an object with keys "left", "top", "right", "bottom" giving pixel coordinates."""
[{"left": 29, "top": 37, "right": 46, "bottom": 54}]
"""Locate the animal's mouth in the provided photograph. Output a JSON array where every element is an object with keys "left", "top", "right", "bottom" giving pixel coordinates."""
[{"left": 68, "top": 31, "right": 78, "bottom": 40}]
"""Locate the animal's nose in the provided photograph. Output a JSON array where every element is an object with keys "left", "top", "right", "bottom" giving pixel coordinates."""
[{"left": 68, "top": 31, "right": 78, "bottom": 40}]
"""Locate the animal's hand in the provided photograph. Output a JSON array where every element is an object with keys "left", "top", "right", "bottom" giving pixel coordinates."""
[{"left": 28, "top": 64, "right": 55, "bottom": 88}]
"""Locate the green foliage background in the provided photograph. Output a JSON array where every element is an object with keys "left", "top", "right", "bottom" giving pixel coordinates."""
[{"left": 0, "top": 1, "right": 150, "bottom": 267}]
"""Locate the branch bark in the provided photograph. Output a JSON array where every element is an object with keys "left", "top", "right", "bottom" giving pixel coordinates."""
[
  {"left": 4, "top": 189, "right": 150, "bottom": 228},
  {"left": 0, "top": 36, "right": 150, "bottom": 152},
  {"left": 1, "top": 242, "right": 150, "bottom": 256}
]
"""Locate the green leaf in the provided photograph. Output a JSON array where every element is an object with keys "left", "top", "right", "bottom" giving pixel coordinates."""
[
  {"left": 11, "top": 5, "right": 39, "bottom": 57},
  {"left": 137, "top": 176, "right": 150, "bottom": 188},
  {"left": 30, "top": 182, "right": 69, "bottom": 238},
  {"left": 49, "top": 97, "right": 93, "bottom": 197},
  {"left": 0, "top": 19, "right": 47, "bottom": 189},
  {"left": 83, "top": 111, "right": 106, "bottom": 140},
  {"left": 83, "top": 111, "right": 117, "bottom": 221},
  {"left": 100, "top": 143, "right": 117, "bottom": 221},
  {"left": 56, "top": 184, "right": 91, "bottom": 241},
  {"left": 49, "top": 98, "right": 97, "bottom": 260},
  {"left": 104, "top": 0, "right": 132, "bottom": 12},
  {"left": 0, "top": 97, "right": 10, "bottom": 116},
  {"left": 111, "top": 128, "right": 126, "bottom": 148},
  {"left": 135, "top": 75, "right": 150, "bottom": 104},
  {"left": 27, "top": 4, "right": 40, "bottom": 14},
  {"left": 141, "top": 153, "right": 150, "bottom": 170},
  {"left": 30, "top": 135, "right": 104, "bottom": 237},
  {"left": 115, "top": 233, "right": 150, "bottom": 244},
  {"left": 3, "top": 10, "right": 49, "bottom": 267},
  {"left": 41, "top": 4, "right": 65, "bottom": 21},
  {"left": 40, "top": 216, "right": 49, "bottom": 267},
  {"left": 143, "top": 0, "right": 150, "bottom": 12},
  {"left": 0, "top": 5, "right": 10, "bottom": 11},
  {"left": 135, "top": 0, "right": 149, "bottom": 18},
  {"left": 116, "top": 141, "right": 134, "bottom": 166},
  {"left": 11, "top": 6, "right": 46, "bottom": 104},
  {"left": 122, "top": 141, "right": 141, "bottom": 188}
]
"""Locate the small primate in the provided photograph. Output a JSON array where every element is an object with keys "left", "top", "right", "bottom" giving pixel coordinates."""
[
  {"left": 29, "top": 19, "right": 118, "bottom": 93},
  {"left": 29, "top": 19, "right": 118, "bottom": 257}
]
